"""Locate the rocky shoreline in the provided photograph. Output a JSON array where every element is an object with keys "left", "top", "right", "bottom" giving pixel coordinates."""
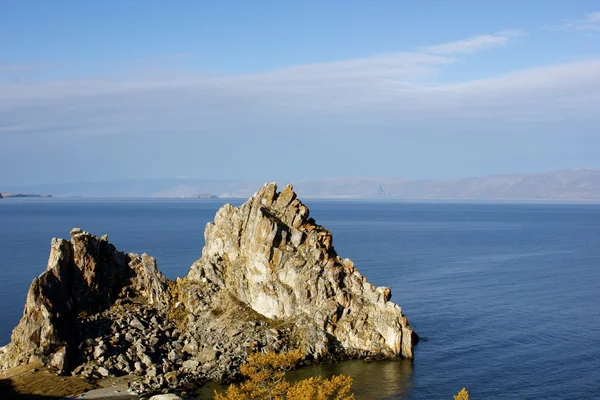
[{"left": 0, "top": 183, "right": 417, "bottom": 397}]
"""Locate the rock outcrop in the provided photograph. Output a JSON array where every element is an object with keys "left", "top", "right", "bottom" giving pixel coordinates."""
[
  {"left": 186, "top": 183, "right": 416, "bottom": 358},
  {"left": 0, "top": 229, "right": 171, "bottom": 372},
  {"left": 0, "top": 183, "right": 417, "bottom": 395}
]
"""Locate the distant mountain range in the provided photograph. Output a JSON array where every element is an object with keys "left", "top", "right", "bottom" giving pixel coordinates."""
[{"left": 3, "top": 169, "right": 600, "bottom": 200}]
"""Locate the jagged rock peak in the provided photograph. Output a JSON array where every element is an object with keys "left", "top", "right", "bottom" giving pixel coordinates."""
[
  {"left": 0, "top": 230, "right": 171, "bottom": 371},
  {"left": 187, "top": 182, "right": 417, "bottom": 358}
]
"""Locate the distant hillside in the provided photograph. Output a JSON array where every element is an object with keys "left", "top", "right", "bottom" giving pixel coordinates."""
[
  {"left": 292, "top": 169, "right": 600, "bottom": 200},
  {"left": 3, "top": 169, "right": 600, "bottom": 200},
  {"left": 0, "top": 192, "right": 52, "bottom": 198}
]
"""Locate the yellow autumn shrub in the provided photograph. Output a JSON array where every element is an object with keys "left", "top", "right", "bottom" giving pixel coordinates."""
[
  {"left": 214, "top": 349, "right": 467, "bottom": 400},
  {"left": 453, "top": 387, "right": 469, "bottom": 400},
  {"left": 214, "top": 349, "right": 354, "bottom": 400}
]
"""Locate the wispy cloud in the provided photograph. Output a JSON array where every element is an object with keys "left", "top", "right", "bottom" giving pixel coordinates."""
[
  {"left": 563, "top": 11, "right": 600, "bottom": 31},
  {"left": 0, "top": 63, "right": 45, "bottom": 73},
  {"left": 0, "top": 63, "right": 48, "bottom": 84},
  {"left": 420, "top": 30, "right": 524, "bottom": 55},
  {"left": 0, "top": 30, "right": 598, "bottom": 138}
]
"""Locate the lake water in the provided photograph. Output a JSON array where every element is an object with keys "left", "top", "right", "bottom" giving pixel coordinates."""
[{"left": 1, "top": 198, "right": 599, "bottom": 399}]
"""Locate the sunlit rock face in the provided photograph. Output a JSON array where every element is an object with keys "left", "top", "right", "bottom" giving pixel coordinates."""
[{"left": 187, "top": 183, "right": 417, "bottom": 359}]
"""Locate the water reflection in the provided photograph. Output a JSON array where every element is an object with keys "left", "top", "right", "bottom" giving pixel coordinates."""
[{"left": 195, "top": 359, "right": 413, "bottom": 399}]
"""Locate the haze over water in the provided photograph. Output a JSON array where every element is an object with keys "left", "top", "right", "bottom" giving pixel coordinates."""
[{"left": 1, "top": 198, "right": 599, "bottom": 399}]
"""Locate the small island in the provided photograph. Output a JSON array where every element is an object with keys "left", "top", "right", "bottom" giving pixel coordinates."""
[
  {"left": 162, "top": 193, "right": 218, "bottom": 199},
  {"left": 0, "top": 192, "right": 52, "bottom": 198}
]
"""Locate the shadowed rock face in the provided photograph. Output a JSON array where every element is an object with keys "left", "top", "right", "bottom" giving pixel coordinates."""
[
  {"left": 0, "top": 183, "right": 417, "bottom": 394},
  {"left": 0, "top": 229, "right": 170, "bottom": 372}
]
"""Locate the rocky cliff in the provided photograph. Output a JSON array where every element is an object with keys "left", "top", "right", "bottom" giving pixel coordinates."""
[
  {"left": 0, "top": 183, "right": 417, "bottom": 395},
  {"left": 186, "top": 183, "right": 416, "bottom": 358},
  {"left": 0, "top": 230, "right": 171, "bottom": 373}
]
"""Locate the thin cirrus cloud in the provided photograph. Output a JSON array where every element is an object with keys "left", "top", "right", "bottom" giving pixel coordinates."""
[
  {"left": 429, "top": 59, "right": 600, "bottom": 120},
  {"left": 420, "top": 30, "right": 524, "bottom": 55},
  {"left": 563, "top": 11, "right": 600, "bottom": 31},
  {"left": 0, "top": 30, "right": 599, "bottom": 138}
]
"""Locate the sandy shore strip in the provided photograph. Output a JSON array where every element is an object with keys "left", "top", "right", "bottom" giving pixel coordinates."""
[{"left": 73, "top": 384, "right": 138, "bottom": 399}]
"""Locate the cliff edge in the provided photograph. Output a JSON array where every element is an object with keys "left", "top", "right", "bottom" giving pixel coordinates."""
[{"left": 0, "top": 183, "right": 417, "bottom": 395}]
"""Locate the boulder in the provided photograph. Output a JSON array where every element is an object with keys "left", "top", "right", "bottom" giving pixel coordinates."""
[{"left": 149, "top": 395, "right": 182, "bottom": 400}]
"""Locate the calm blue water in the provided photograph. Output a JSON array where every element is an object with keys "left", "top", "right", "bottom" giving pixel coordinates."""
[{"left": 1, "top": 198, "right": 599, "bottom": 399}]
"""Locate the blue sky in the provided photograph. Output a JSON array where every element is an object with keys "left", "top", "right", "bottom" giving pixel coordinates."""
[{"left": 1, "top": 0, "right": 599, "bottom": 185}]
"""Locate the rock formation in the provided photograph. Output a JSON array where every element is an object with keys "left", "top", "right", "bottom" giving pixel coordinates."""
[
  {"left": 0, "top": 183, "right": 417, "bottom": 395},
  {"left": 185, "top": 183, "right": 416, "bottom": 358},
  {"left": 0, "top": 229, "right": 171, "bottom": 373}
]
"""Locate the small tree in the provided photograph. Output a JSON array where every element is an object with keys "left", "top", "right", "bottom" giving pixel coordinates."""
[
  {"left": 214, "top": 349, "right": 354, "bottom": 400},
  {"left": 453, "top": 387, "right": 469, "bottom": 400}
]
